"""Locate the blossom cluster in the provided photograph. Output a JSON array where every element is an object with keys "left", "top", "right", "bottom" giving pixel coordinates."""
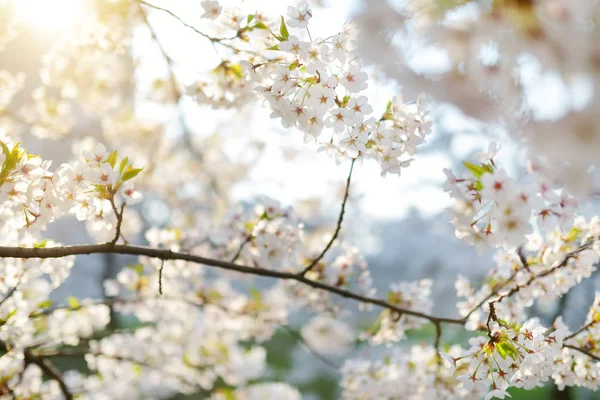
[
  {"left": 234, "top": 2, "right": 432, "bottom": 176},
  {"left": 0, "top": 1, "right": 600, "bottom": 399},
  {"left": 0, "top": 137, "right": 141, "bottom": 239},
  {"left": 364, "top": 279, "right": 433, "bottom": 345},
  {"left": 341, "top": 344, "right": 482, "bottom": 400},
  {"left": 451, "top": 318, "right": 569, "bottom": 399},
  {"left": 456, "top": 217, "right": 600, "bottom": 331},
  {"left": 444, "top": 143, "right": 580, "bottom": 249}
]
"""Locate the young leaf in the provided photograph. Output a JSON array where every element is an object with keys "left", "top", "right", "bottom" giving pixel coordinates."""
[
  {"left": 68, "top": 296, "right": 81, "bottom": 309},
  {"left": 254, "top": 21, "right": 269, "bottom": 30},
  {"left": 463, "top": 161, "right": 487, "bottom": 179},
  {"left": 279, "top": 16, "right": 289, "bottom": 40},
  {"left": 106, "top": 150, "right": 118, "bottom": 169},
  {"left": 122, "top": 167, "right": 143, "bottom": 182},
  {"left": 37, "top": 300, "right": 53, "bottom": 309},
  {"left": 119, "top": 157, "right": 129, "bottom": 173}
]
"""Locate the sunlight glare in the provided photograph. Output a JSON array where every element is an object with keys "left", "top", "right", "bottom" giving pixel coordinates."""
[{"left": 14, "top": 0, "right": 89, "bottom": 31}]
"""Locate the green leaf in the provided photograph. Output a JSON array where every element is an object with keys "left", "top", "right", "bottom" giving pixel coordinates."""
[
  {"left": 106, "top": 150, "right": 118, "bottom": 169},
  {"left": 482, "top": 163, "right": 494, "bottom": 173},
  {"left": 266, "top": 44, "right": 279, "bottom": 50},
  {"left": 254, "top": 21, "right": 269, "bottom": 30},
  {"left": 249, "top": 287, "right": 262, "bottom": 303},
  {"left": 279, "top": 16, "right": 289, "bottom": 40},
  {"left": 215, "top": 388, "right": 237, "bottom": 400},
  {"left": 247, "top": 14, "right": 254, "bottom": 24},
  {"left": 132, "top": 363, "right": 142, "bottom": 376},
  {"left": 129, "top": 263, "right": 144, "bottom": 276},
  {"left": 207, "top": 289, "right": 223, "bottom": 301},
  {"left": 33, "top": 239, "right": 50, "bottom": 248},
  {"left": 368, "top": 311, "right": 386, "bottom": 336},
  {"left": 496, "top": 343, "right": 508, "bottom": 359},
  {"left": 340, "top": 95, "right": 351, "bottom": 108},
  {"left": 288, "top": 59, "right": 300, "bottom": 70},
  {"left": 121, "top": 167, "right": 143, "bottom": 182},
  {"left": 463, "top": 161, "right": 487, "bottom": 179},
  {"left": 37, "top": 300, "right": 53, "bottom": 309},
  {"left": 67, "top": 296, "right": 80, "bottom": 310},
  {"left": 0, "top": 309, "right": 17, "bottom": 326},
  {"left": 497, "top": 341, "right": 519, "bottom": 361},
  {"left": 119, "top": 157, "right": 128, "bottom": 173}
]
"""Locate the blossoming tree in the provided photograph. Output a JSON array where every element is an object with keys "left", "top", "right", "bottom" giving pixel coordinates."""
[{"left": 0, "top": 0, "right": 599, "bottom": 399}]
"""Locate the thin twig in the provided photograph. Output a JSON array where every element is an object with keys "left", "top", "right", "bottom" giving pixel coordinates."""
[
  {"left": 495, "top": 236, "right": 597, "bottom": 304},
  {"left": 109, "top": 200, "right": 126, "bottom": 246},
  {"left": 138, "top": 0, "right": 234, "bottom": 43},
  {"left": 138, "top": 5, "right": 182, "bottom": 99},
  {"left": 0, "top": 285, "right": 18, "bottom": 307},
  {"left": 0, "top": 244, "right": 464, "bottom": 325},
  {"left": 158, "top": 259, "right": 165, "bottom": 295},
  {"left": 469, "top": 237, "right": 598, "bottom": 324},
  {"left": 300, "top": 159, "right": 355, "bottom": 276},
  {"left": 517, "top": 246, "right": 531, "bottom": 273},
  {"left": 279, "top": 324, "right": 340, "bottom": 371},
  {"left": 21, "top": 346, "right": 73, "bottom": 400},
  {"left": 563, "top": 345, "right": 600, "bottom": 362},
  {"left": 565, "top": 320, "right": 597, "bottom": 341},
  {"left": 433, "top": 320, "right": 442, "bottom": 362},
  {"left": 230, "top": 236, "right": 252, "bottom": 263}
]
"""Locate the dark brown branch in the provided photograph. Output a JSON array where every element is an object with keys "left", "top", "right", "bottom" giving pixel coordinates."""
[
  {"left": 469, "top": 237, "right": 598, "bottom": 327},
  {"left": 0, "top": 244, "right": 463, "bottom": 325},
  {"left": 495, "top": 236, "right": 597, "bottom": 304},
  {"left": 230, "top": 235, "right": 252, "bottom": 263},
  {"left": 108, "top": 200, "right": 126, "bottom": 246},
  {"left": 0, "top": 285, "right": 18, "bottom": 307},
  {"left": 158, "top": 259, "right": 165, "bottom": 295},
  {"left": 300, "top": 159, "right": 355, "bottom": 276},
  {"left": 563, "top": 345, "right": 600, "bottom": 362},
  {"left": 565, "top": 320, "right": 597, "bottom": 341},
  {"left": 19, "top": 346, "right": 73, "bottom": 400},
  {"left": 433, "top": 320, "right": 442, "bottom": 361},
  {"left": 517, "top": 246, "right": 531, "bottom": 272}
]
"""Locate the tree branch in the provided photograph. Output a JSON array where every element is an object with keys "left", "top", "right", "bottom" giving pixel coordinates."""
[
  {"left": 109, "top": 200, "right": 126, "bottom": 246},
  {"left": 563, "top": 344, "right": 600, "bottom": 362},
  {"left": 565, "top": 320, "right": 597, "bottom": 341},
  {"left": 0, "top": 340, "right": 76, "bottom": 400},
  {"left": 137, "top": 0, "right": 253, "bottom": 55},
  {"left": 300, "top": 159, "right": 355, "bottom": 276},
  {"left": 230, "top": 235, "right": 252, "bottom": 263},
  {"left": 0, "top": 244, "right": 463, "bottom": 325}
]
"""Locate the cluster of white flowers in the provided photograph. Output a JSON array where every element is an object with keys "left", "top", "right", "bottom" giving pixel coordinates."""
[
  {"left": 364, "top": 279, "right": 433, "bottom": 345},
  {"left": 444, "top": 143, "right": 581, "bottom": 249},
  {"left": 456, "top": 217, "right": 600, "bottom": 331},
  {"left": 231, "top": 1, "right": 433, "bottom": 176},
  {"left": 551, "top": 292, "right": 600, "bottom": 390},
  {"left": 451, "top": 318, "right": 569, "bottom": 400},
  {"left": 0, "top": 137, "right": 141, "bottom": 238},
  {"left": 0, "top": 1, "right": 600, "bottom": 399},
  {"left": 301, "top": 315, "right": 355, "bottom": 356},
  {"left": 341, "top": 344, "right": 482, "bottom": 400}
]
